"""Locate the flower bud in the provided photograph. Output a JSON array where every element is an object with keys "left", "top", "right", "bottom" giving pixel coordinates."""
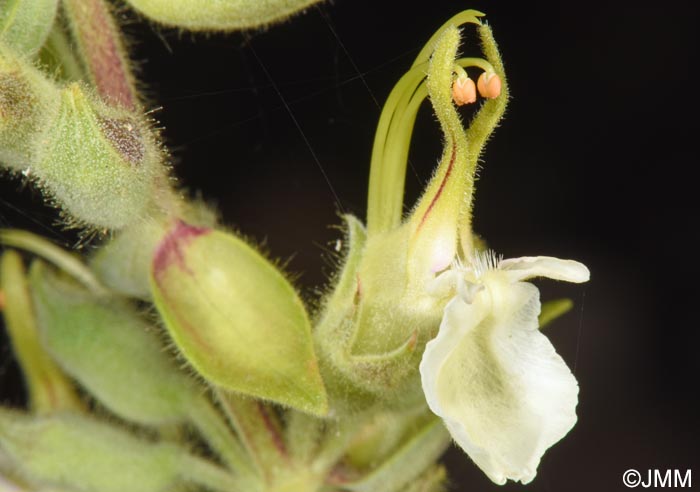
[
  {"left": 477, "top": 71, "right": 502, "bottom": 99},
  {"left": 0, "top": 409, "right": 186, "bottom": 492},
  {"left": 125, "top": 0, "right": 324, "bottom": 30},
  {"left": 0, "top": 251, "right": 81, "bottom": 413},
  {"left": 31, "top": 83, "right": 164, "bottom": 229},
  {"left": 452, "top": 75, "right": 477, "bottom": 105},
  {"left": 0, "top": 45, "right": 60, "bottom": 170},
  {"left": 29, "top": 260, "right": 200, "bottom": 426},
  {"left": 0, "top": 0, "right": 59, "bottom": 56},
  {"left": 1, "top": 46, "right": 166, "bottom": 229},
  {"left": 150, "top": 221, "right": 328, "bottom": 416}
]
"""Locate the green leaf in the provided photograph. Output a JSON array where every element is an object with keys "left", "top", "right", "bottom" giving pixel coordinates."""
[
  {"left": 0, "top": 0, "right": 59, "bottom": 56},
  {"left": 150, "top": 221, "right": 328, "bottom": 416},
  {"left": 539, "top": 298, "right": 574, "bottom": 329}
]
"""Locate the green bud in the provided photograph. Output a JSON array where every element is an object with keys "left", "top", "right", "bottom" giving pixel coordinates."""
[
  {"left": 0, "top": 250, "right": 81, "bottom": 413},
  {"left": 24, "top": 255, "right": 254, "bottom": 475},
  {"left": 150, "top": 220, "right": 328, "bottom": 416},
  {"left": 125, "top": 0, "right": 324, "bottom": 31},
  {"left": 0, "top": 0, "right": 59, "bottom": 57},
  {"left": 1, "top": 45, "right": 166, "bottom": 229},
  {"left": 0, "top": 409, "right": 184, "bottom": 492},
  {"left": 29, "top": 260, "right": 199, "bottom": 426},
  {"left": 32, "top": 83, "right": 164, "bottom": 229},
  {"left": 0, "top": 43, "right": 59, "bottom": 169},
  {"left": 0, "top": 409, "right": 240, "bottom": 492}
]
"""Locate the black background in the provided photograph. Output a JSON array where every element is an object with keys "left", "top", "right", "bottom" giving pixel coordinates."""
[{"left": 1, "top": 1, "right": 698, "bottom": 491}]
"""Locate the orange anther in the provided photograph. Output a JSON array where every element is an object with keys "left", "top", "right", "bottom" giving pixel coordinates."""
[
  {"left": 477, "top": 72, "right": 502, "bottom": 99},
  {"left": 452, "top": 76, "right": 477, "bottom": 106}
]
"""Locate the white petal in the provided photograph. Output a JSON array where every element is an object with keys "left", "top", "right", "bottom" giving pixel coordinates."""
[
  {"left": 500, "top": 256, "right": 590, "bottom": 283},
  {"left": 420, "top": 279, "right": 579, "bottom": 484}
]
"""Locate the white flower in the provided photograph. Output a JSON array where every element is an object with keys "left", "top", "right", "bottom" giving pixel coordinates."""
[{"left": 419, "top": 252, "right": 590, "bottom": 485}]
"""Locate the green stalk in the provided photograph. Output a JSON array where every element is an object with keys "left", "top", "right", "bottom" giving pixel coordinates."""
[
  {"left": 62, "top": 0, "right": 138, "bottom": 108},
  {"left": 180, "top": 453, "right": 246, "bottom": 492},
  {"left": 187, "top": 396, "right": 258, "bottom": 478}
]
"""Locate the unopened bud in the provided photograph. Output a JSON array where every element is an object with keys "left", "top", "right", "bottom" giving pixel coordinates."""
[
  {"left": 29, "top": 260, "right": 200, "bottom": 426},
  {"left": 150, "top": 221, "right": 328, "bottom": 416},
  {"left": 1, "top": 46, "right": 166, "bottom": 230},
  {"left": 0, "top": 45, "right": 60, "bottom": 170},
  {"left": 477, "top": 71, "right": 502, "bottom": 99},
  {"left": 452, "top": 76, "right": 477, "bottom": 105},
  {"left": 0, "top": 409, "right": 186, "bottom": 492},
  {"left": 32, "top": 83, "right": 164, "bottom": 229}
]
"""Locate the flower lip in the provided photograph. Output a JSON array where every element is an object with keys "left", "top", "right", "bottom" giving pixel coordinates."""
[
  {"left": 420, "top": 252, "right": 588, "bottom": 484},
  {"left": 499, "top": 256, "right": 590, "bottom": 283}
]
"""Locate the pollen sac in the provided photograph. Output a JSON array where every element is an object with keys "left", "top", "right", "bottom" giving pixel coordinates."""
[
  {"left": 477, "top": 71, "right": 502, "bottom": 99},
  {"left": 0, "top": 0, "right": 59, "bottom": 56},
  {"left": 29, "top": 260, "right": 201, "bottom": 426},
  {"left": 452, "top": 76, "right": 477, "bottom": 105},
  {"left": 0, "top": 408, "right": 186, "bottom": 492},
  {"left": 150, "top": 221, "right": 328, "bottom": 416}
]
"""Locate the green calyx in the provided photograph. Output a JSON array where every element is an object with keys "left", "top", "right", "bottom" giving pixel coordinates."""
[
  {"left": 150, "top": 220, "right": 328, "bottom": 416},
  {"left": 34, "top": 83, "right": 164, "bottom": 229},
  {"left": 0, "top": 0, "right": 59, "bottom": 57},
  {"left": 1, "top": 45, "right": 169, "bottom": 230}
]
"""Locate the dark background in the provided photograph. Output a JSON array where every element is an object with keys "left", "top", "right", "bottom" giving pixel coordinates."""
[{"left": 1, "top": 0, "right": 698, "bottom": 490}]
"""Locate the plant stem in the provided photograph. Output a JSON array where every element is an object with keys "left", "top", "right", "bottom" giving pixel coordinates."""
[
  {"left": 180, "top": 453, "right": 245, "bottom": 492},
  {"left": 62, "top": 0, "right": 138, "bottom": 109}
]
